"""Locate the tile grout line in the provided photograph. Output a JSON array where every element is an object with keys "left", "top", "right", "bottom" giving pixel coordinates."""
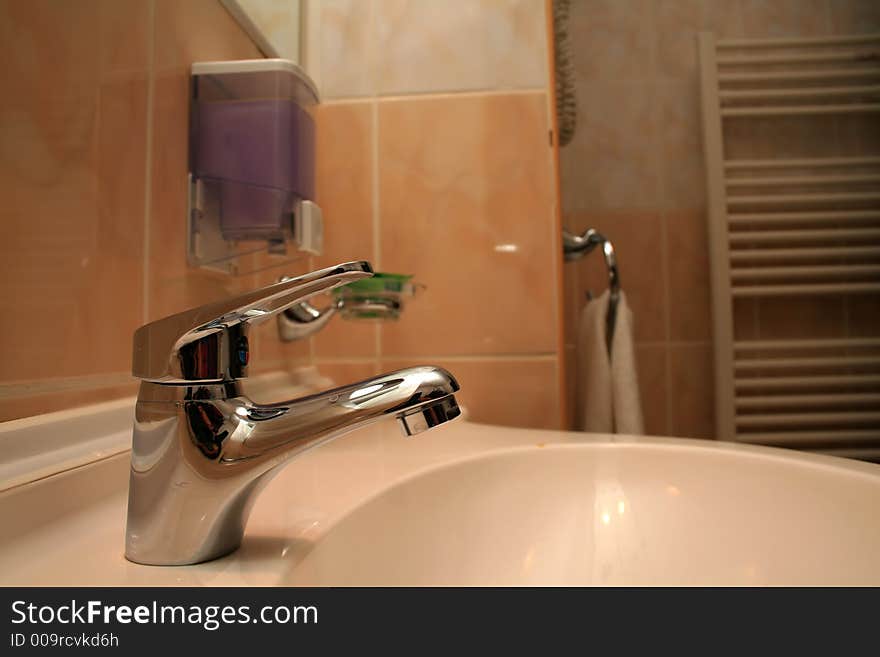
[
  {"left": 313, "top": 357, "right": 383, "bottom": 365},
  {"left": 655, "top": 92, "right": 673, "bottom": 436},
  {"left": 372, "top": 96, "right": 381, "bottom": 363},
  {"left": 141, "top": 0, "right": 156, "bottom": 325},
  {"left": 0, "top": 373, "right": 136, "bottom": 398},
  {"left": 307, "top": 257, "right": 316, "bottom": 364},
  {"left": 662, "top": 212, "right": 673, "bottom": 436},
  {"left": 365, "top": 354, "right": 560, "bottom": 363},
  {"left": 320, "top": 87, "right": 549, "bottom": 105},
  {"left": 648, "top": 15, "right": 675, "bottom": 437},
  {"left": 370, "top": 0, "right": 382, "bottom": 364},
  {"left": 634, "top": 339, "right": 713, "bottom": 348},
  {"left": 270, "top": 354, "right": 561, "bottom": 367}
]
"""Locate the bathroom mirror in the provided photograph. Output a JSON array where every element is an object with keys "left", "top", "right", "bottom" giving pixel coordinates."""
[{"left": 221, "top": 0, "right": 303, "bottom": 63}]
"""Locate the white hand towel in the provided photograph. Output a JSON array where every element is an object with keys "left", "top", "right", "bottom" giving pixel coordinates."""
[
  {"left": 575, "top": 290, "right": 644, "bottom": 435},
  {"left": 609, "top": 291, "right": 644, "bottom": 435},
  {"left": 576, "top": 292, "right": 613, "bottom": 433}
]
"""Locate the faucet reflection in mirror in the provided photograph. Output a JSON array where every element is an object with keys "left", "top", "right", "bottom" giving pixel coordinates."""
[{"left": 125, "top": 261, "right": 461, "bottom": 566}]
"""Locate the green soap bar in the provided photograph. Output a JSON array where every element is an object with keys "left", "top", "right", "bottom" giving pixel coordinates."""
[{"left": 335, "top": 272, "right": 413, "bottom": 295}]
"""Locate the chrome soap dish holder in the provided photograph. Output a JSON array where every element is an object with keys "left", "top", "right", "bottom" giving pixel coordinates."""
[{"left": 277, "top": 273, "right": 422, "bottom": 342}]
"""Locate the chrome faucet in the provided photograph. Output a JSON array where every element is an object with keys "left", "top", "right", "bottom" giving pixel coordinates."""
[{"left": 125, "top": 261, "right": 460, "bottom": 566}]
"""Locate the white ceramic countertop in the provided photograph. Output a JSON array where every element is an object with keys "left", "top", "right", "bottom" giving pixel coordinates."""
[{"left": 0, "top": 414, "right": 594, "bottom": 586}]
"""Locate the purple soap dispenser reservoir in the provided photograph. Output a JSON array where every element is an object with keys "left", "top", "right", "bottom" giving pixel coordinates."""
[{"left": 187, "top": 59, "right": 322, "bottom": 274}]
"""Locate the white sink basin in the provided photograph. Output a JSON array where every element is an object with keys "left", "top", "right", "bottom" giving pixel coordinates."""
[
  {"left": 284, "top": 442, "right": 880, "bottom": 586},
  {"left": 3, "top": 398, "right": 879, "bottom": 586}
]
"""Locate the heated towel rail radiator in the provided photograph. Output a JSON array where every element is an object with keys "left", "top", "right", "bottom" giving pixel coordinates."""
[{"left": 699, "top": 32, "right": 880, "bottom": 461}]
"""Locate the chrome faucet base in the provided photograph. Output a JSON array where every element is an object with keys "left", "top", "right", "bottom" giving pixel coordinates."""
[{"left": 125, "top": 369, "right": 460, "bottom": 566}]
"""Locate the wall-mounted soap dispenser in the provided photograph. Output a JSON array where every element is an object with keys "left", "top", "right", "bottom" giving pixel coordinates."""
[{"left": 187, "top": 59, "right": 322, "bottom": 274}]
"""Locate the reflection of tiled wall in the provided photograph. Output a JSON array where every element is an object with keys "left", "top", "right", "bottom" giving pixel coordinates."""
[
  {"left": 302, "top": 0, "right": 565, "bottom": 429},
  {"left": 560, "top": 0, "right": 880, "bottom": 437},
  {"left": 0, "top": 0, "right": 264, "bottom": 420},
  {"left": 234, "top": 0, "right": 301, "bottom": 59}
]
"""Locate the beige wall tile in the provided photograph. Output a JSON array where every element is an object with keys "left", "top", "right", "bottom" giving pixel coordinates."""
[
  {"left": 653, "top": 0, "right": 744, "bottom": 79},
  {"left": 0, "top": 0, "right": 102, "bottom": 100},
  {"left": 314, "top": 360, "right": 381, "bottom": 387},
  {"left": 377, "top": 92, "right": 557, "bottom": 357},
  {"left": 0, "top": 381, "right": 137, "bottom": 423},
  {"left": 99, "top": 0, "right": 151, "bottom": 77},
  {"left": 668, "top": 343, "right": 715, "bottom": 439},
  {"left": 657, "top": 80, "right": 706, "bottom": 210},
  {"left": 667, "top": 211, "right": 712, "bottom": 342},
  {"left": 153, "top": 0, "right": 261, "bottom": 73},
  {"left": 314, "top": 315, "right": 378, "bottom": 361},
  {"left": 235, "top": 0, "right": 301, "bottom": 60},
  {"left": 568, "top": 0, "right": 655, "bottom": 81},
  {"left": 311, "top": 101, "right": 378, "bottom": 359},
  {"left": 318, "top": 0, "right": 376, "bottom": 99},
  {"left": 635, "top": 344, "right": 669, "bottom": 437},
  {"left": 560, "top": 82, "right": 660, "bottom": 213},
  {"left": 563, "top": 344, "right": 576, "bottom": 430},
  {"left": 654, "top": 0, "right": 701, "bottom": 80},
  {"left": 92, "top": 76, "right": 150, "bottom": 359},
  {"left": 829, "top": 0, "right": 880, "bottom": 34},
  {"left": 249, "top": 328, "right": 312, "bottom": 373},
  {"left": 701, "top": 0, "right": 747, "bottom": 37},
  {"left": 740, "top": 0, "right": 831, "bottom": 38},
  {"left": 383, "top": 357, "right": 562, "bottom": 430},
  {"left": 374, "top": 0, "right": 547, "bottom": 95},
  {"left": 562, "top": 259, "right": 580, "bottom": 348},
  {"left": 313, "top": 102, "right": 374, "bottom": 268},
  {"left": 0, "top": 4, "right": 147, "bottom": 382}
]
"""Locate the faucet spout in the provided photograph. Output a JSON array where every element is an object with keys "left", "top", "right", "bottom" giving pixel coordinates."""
[{"left": 125, "top": 366, "right": 460, "bottom": 565}]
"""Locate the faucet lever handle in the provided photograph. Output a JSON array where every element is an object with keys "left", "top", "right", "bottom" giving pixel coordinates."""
[{"left": 132, "top": 261, "right": 373, "bottom": 383}]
